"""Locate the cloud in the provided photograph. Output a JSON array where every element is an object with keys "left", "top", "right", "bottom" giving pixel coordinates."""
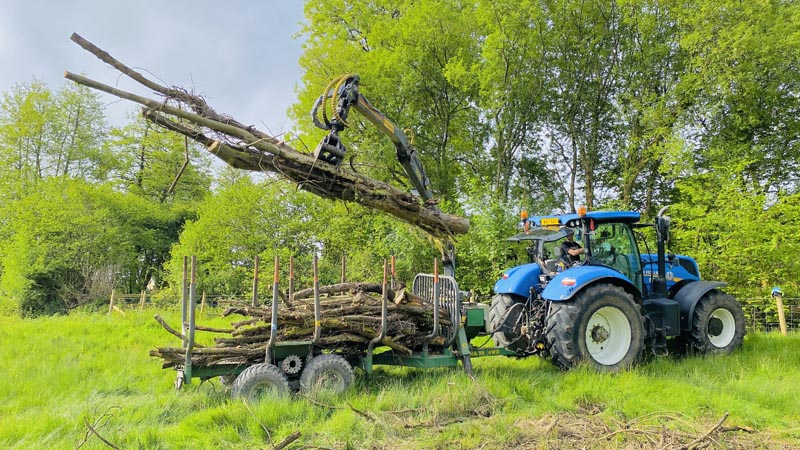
[{"left": 0, "top": 1, "right": 305, "bottom": 131}]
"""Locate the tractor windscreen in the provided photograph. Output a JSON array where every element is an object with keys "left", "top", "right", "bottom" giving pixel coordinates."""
[{"left": 506, "top": 227, "right": 569, "bottom": 243}]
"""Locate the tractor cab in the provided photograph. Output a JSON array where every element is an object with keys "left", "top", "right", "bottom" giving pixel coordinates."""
[{"left": 497, "top": 210, "right": 646, "bottom": 300}]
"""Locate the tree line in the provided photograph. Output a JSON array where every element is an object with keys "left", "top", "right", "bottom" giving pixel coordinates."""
[{"left": 1, "top": 0, "right": 798, "bottom": 316}]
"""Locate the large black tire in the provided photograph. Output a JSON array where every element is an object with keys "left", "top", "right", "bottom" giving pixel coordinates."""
[
  {"left": 546, "top": 284, "right": 644, "bottom": 371},
  {"left": 230, "top": 363, "right": 290, "bottom": 400},
  {"left": 299, "top": 354, "right": 354, "bottom": 395},
  {"left": 687, "top": 291, "right": 746, "bottom": 354},
  {"left": 488, "top": 294, "right": 529, "bottom": 352}
]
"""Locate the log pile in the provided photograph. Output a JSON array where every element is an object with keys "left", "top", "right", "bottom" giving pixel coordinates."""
[
  {"left": 150, "top": 283, "right": 451, "bottom": 369},
  {"left": 64, "top": 33, "right": 469, "bottom": 239}
]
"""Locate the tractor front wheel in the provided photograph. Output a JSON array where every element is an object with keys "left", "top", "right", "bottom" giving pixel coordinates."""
[
  {"left": 687, "top": 292, "right": 745, "bottom": 354},
  {"left": 488, "top": 294, "right": 529, "bottom": 352},
  {"left": 546, "top": 284, "right": 644, "bottom": 371}
]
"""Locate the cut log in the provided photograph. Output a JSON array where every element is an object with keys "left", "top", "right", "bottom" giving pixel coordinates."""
[{"left": 65, "top": 33, "right": 469, "bottom": 240}]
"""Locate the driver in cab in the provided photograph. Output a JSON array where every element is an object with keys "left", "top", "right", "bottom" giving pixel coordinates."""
[{"left": 560, "top": 228, "right": 585, "bottom": 264}]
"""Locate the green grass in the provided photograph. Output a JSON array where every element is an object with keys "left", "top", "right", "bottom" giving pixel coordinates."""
[{"left": 1, "top": 309, "right": 799, "bottom": 449}]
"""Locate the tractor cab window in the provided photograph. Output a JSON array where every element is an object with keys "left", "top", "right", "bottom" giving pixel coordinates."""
[{"left": 589, "top": 223, "right": 641, "bottom": 287}]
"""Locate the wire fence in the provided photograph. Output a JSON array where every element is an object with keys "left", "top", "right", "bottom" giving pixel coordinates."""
[{"left": 739, "top": 297, "right": 799, "bottom": 333}]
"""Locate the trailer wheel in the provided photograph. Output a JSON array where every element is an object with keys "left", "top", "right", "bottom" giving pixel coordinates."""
[
  {"left": 230, "top": 364, "right": 290, "bottom": 400},
  {"left": 546, "top": 284, "right": 644, "bottom": 371},
  {"left": 687, "top": 291, "right": 745, "bottom": 354},
  {"left": 488, "top": 294, "right": 529, "bottom": 352},
  {"left": 219, "top": 375, "right": 236, "bottom": 387},
  {"left": 299, "top": 354, "right": 354, "bottom": 395}
]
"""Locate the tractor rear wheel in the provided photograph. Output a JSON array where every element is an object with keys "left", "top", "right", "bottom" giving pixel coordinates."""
[
  {"left": 488, "top": 294, "right": 529, "bottom": 352},
  {"left": 299, "top": 354, "right": 354, "bottom": 396},
  {"left": 687, "top": 291, "right": 745, "bottom": 354},
  {"left": 230, "top": 363, "right": 290, "bottom": 401},
  {"left": 546, "top": 284, "right": 644, "bottom": 371}
]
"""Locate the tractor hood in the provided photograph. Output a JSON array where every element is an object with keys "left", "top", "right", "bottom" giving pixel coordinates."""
[{"left": 494, "top": 263, "right": 543, "bottom": 299}]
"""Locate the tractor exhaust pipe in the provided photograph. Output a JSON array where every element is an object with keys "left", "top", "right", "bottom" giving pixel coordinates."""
[{"left": 654, "top": 206, "right": 670, "bottom": 298}]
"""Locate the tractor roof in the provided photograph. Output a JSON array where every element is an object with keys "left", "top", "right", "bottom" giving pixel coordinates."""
[{"left": 527, "top": 211, "right": 640, "bottom": 228}]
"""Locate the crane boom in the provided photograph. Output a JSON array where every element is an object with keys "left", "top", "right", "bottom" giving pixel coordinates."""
[
  {"left": 311, "top": 75, "right": 455, "bottom": 276},
  {"left": 311, "top": 75, "right": 433, "bottom": 202}
]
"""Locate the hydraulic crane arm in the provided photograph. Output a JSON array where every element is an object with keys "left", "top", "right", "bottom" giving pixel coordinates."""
[
  {"left": 311, "top": 75, "right": 433, "bottom": 203},
  {"left": 311, "top": 75, "right": 455, "bottom": 277}
]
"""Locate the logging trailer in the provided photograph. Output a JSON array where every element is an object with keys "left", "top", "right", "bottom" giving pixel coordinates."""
[
  {"left": 174, "top": 255, "right": 511, "bottom": 400},
  {"left": 169, "top": 75, "right": 746, "bottom": 400}
]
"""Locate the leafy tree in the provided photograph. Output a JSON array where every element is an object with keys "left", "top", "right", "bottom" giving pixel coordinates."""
[
  {"left": 166, "top": 175, "right": 436, "bottom": 296},
  {"left": 675, "top": 0, "right": 800, "bottom": 195},
  {"left": 0, "top": 80, "right": 109, "bottom": 195},
  {"left": 166, "top": 177, "right": 321, "bottom": 295},
  {"left": 107, "top": 115, "right": 213, "bottom": 203},
  {"left": 295, "top": 0, "right": 483, "bottom": 208},
  {"left": 0, "top": 177, "right": 182, "bottom": 316},
  {"left": 670, "top": 174, "right": 800, "bottom": 297}
]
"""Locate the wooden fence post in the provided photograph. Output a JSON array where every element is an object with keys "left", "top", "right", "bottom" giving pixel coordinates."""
[
  {"left": 109, "top": 289, "right": 116, "bottom": 314},
  {"left": 773, "top": 287, "right": 787, "bottom": 336},
  {"left": 139, "top": 291, "right": 146, "bottom": 310}
]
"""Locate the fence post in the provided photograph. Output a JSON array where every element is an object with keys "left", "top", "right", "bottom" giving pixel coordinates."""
[
  {"left": 252, "top": 255, "right": 260, "bottom": 308},
  {"left": 772, "top": 287, "right": 787, "bottom": 336},
  {"left": 139, "top": 290, "right": 146, "bottom": 310},
  {"left": 200, "top": 290, "right": 207, "bottom": 317},
  {"left": 108, "top": 289, "right": 116, "bottom": 314}
]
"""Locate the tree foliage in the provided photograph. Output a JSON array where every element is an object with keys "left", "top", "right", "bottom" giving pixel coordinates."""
[
  {"left": 290, "top": 0, "right": 800, "bottom": 298},
  {"left": 0, "top": 178, "right": 188, "bottom": 316},
  {"left": 0, "top": 80, "right": 110, "bottom": 197},
  {"left": 166, "top": 176, "right": 436, "bottom": 296},
  {"left": 3, "top": 1, "right": 800, "bottom": 314},
  {"left": 0, "top": 82, "right": 204, "bottom": 316}
]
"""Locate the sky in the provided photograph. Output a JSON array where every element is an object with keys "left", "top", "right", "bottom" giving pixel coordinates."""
[{"left": 0, "top": 1, "right": 307, "bottom": 133}]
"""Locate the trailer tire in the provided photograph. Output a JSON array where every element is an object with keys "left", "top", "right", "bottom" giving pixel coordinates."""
[
  {"left": 687, "top": 291, "right": 745, "bottom": 355},
  {"left": 546, "top": 283, "right": 644, "bottom": 371},
  {"left": 230, "top": 363, "right": 290, "bottom": 400},
  {"left": 488, "top": 294, "right": 529, "bottom": 352},
  {"left": 219, "top": 375, "right": 236, "bottom": 387},
  {"left": 299, "top": 354, "right": 354, "bottom": 395}
]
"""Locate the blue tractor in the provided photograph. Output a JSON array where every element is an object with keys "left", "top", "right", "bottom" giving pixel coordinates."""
[{"left": 489, "top": 207, "right": 746, "bottom": 371}]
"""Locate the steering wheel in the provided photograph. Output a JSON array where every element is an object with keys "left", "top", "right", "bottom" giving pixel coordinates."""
[{"left": 594, "top": 242, "right": 616, "bottom": 265}]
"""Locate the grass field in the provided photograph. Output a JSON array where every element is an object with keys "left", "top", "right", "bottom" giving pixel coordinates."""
[{"left": 1, "top": 309, "right": 799, "bottom": 449}]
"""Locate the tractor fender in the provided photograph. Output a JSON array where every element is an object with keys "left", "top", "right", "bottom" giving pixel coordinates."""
[
  {"left": 494, "top": 263, "right": 543, "bottom": 298},
  {"left": 542, "top": 265, "right": 637, "bottom": 302},
  {"left": 672, "top": 280, "right": 727, "bottom": 330}
]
